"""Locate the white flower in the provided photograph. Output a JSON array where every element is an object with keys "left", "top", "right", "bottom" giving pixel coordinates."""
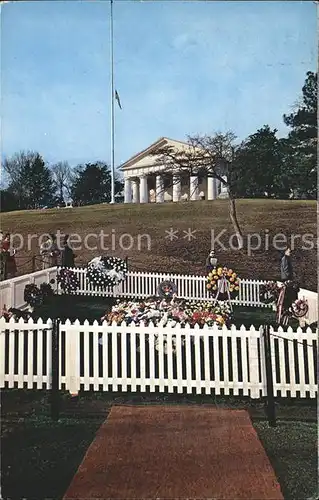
[{"left": 88, "top": 256, "right": 102, "bottom": 267}]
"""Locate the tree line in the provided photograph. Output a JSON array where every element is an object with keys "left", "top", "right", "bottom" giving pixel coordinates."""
[
  {"left": 1, "top": 71, "right": 316, "bottom": 212},
  {"left": 1, "top": 156, "right": 124, "bottom": 211}
]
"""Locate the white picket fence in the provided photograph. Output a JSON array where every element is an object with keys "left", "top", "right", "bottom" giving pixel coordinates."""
[
  {"left": 1, "top": 267, "right": 317, "bottom": 324},
  {"left": 72, "top": 268, "right": 268, "bottom": 307},
  {"left": 1, "top": 317, "right": 317, "bottom": 399}
]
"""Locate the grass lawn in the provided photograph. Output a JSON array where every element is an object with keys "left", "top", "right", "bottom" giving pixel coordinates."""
[
  {"left": 1, "top": 390, "right": 317, "bottom": 500},
  {"left": 2, "top": 199, "right": 317, "bottom": 290},
  {"left": 253, "top": 420, "right": 318, "bottom": 500}
]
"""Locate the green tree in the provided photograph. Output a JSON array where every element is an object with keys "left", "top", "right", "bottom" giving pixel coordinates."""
[
  {"left": 0, "top": 189, "right": 19, "bottom": 212},
  {"left": 70, "top": 162, "right": 122, "bottom": 206},
  {"left": 283, "top": 71, "right": 317, "bottom": 199},
  {"left": 4, "top": 151, "right": 56, "bottom": 209},
  {"left": 232, "top": 126, "right": 290, "bottom": 199}
]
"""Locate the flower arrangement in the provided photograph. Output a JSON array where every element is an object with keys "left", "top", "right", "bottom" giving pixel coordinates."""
[
  {"left": 86, "top": 256, "right": 128, "bottom": 289},
  {"left": 101, "top": 297, "right": 233, "bottom": 354},
  {"left": 157, "top": 280, "right": 177, "bottom": 299},
  {"left": 183, "top": 300, "right": 232, "bottom": 326},
  {"left": 188, "top": 310, "right": 225, "bottom": 327},
  {"left": 259, "top": 281, "right": 280, "bottom": 304},
  {"left": 57, "top": 268, "right": 79, "bottom": 294},
  {"left": 206, "top": 267, "right": 240, "bottom": 300},
  {"left": 102, "top": 297, "right": 231, "bottom": 329},
  {"left": 290, "top": 299, "right": 308, "bottom": 318},
  {"left": 24, "top": 280, "right": 55, "bottom": 307},
  {"left": 24, "top": 284, "right": 43, "bottom": 307}
]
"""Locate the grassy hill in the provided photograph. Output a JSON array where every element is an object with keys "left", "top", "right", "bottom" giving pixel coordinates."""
[{"left": 1, "top": 199, "right": 317, "bottom": 290}]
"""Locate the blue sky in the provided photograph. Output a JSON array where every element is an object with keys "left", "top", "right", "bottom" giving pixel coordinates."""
[{"left": 1, "top": 0, "right": 317, "bottom": 172}]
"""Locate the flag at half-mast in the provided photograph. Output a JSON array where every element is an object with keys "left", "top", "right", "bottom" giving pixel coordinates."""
[{"left": 115, "top": 90, "right": 122, "bottom": 109}]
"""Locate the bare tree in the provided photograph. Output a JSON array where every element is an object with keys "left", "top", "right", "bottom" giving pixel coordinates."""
[
  {"left": 151, "top": 132, "right": 244, "bottom": 248},
  {"left": 51, "top": 161, "right": 72, "bottom": 203}
]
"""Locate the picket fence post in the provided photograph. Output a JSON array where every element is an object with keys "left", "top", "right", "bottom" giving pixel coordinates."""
[
  {"left": 65, "top": 319, "right": 80, "bottom": 396},
  {"left": 51, "top": 318, "right": 60, "bottom": 420},
  {"left": 248, "top": 326, "right": 260, "bottom": 399}
]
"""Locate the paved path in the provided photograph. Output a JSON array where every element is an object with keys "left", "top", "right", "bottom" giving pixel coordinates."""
[{"left": 64, "top": 405, "right": 283, "bottom": 499}]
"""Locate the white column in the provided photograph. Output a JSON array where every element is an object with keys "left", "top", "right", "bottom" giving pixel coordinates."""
[
  {"left": 216, "top": 178, "right": 221, "bottom": 197},
  {"left": 124, "top": 178, "right": 132, "bottom": 203},
  {"left": 219, "top": 175, "right": 229, "bottom": 198},
  {"left": 156, "top": 174, "right": 164, "bottom": 203},
  {"left": 132, "top": 179, "right": 139, "bottom": 204},
  {"left": 140, "top": 175, "right": 148, "bottom": 203},
  {"left": 172, "top": 174, "right": 181, "bottom": 202},
  {"left": 207, "top": 176, "right": 217, "bottom": 201},
  {"left": 189, "top": 175, "right": 199, "bottom": 201}
]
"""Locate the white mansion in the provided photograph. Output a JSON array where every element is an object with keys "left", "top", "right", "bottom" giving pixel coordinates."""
[{"left": 120, "top": 137, "right": 229, "bottom": 203}]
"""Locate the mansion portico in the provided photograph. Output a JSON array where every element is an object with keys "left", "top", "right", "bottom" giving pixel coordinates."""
[{"left": 120, "top": 137, "right": 229, "bottom": 203}]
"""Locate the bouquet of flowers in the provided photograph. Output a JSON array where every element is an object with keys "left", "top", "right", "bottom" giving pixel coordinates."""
[
  {"left": 86, "top": 256, "right": 128, "bottom": 289},
  {"left": 57, "top": 268, "right": 79, "bottom": 294},
  {"left": 206, "top": 267, "right": 240, "bottom": 300},
  {"left": 259, "top": 281, "right": 280, "bottom": 304},
  {"left": 104, "top": 297, "right": 232, "bottom": 329},
  {"left": 157, "top": 280, "right": 177, "bottom": 299},
  {"left": 184, "top": 300, "right": 232, "bottom": 327}
]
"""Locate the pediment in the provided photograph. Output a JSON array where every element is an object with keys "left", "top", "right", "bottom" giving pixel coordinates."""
[{"left": 119, "top": 137, "right": 190, "bottom": 171}]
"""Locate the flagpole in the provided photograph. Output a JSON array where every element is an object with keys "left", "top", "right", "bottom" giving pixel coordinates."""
[{"left": 110, "top": 0, "right": 115, "bottom": 204}]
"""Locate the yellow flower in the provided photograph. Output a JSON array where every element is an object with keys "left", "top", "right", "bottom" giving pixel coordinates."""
[
  {"left": 213, "top": 275, "right": 218, "bottom": 280},
  {"left": 235, "top": 286, "right": 239, "bottom": 290},
  {"left": 216, "top": 315, "right": 225, "bottom": 324},
  {"left": 217, "top": 268, "right": 222, "bottom": 275},
  {"left": 213, "top": 285, "right": 217, "bottom": 290}
]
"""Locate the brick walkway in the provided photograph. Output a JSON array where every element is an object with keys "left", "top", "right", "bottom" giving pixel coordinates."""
[{"left": 64, "top": 405, "right": 283, "bottom": 500}]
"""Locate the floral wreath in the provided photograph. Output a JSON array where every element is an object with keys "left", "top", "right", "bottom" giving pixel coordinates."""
[
  {"left": 157, "top": 280, "right": 177, "bottom": 299},
  {"left": 206, "top": 266, "right": 240, "bottom": 300},
  {"left": 24, "top": 284, "right": 42, "bottom": 307},
  {"left": 290, "top": 299, "right": 308, "bottom": 318},
  {"left": 86, "top": 256, "right": 128, "bottom": 289},
  {"left": 57, "top": 268, "right": 79, "bottom": 294},
  {"left": 259, "top": 281, "right": 280, "bottom": 304},
  {"left": 24, "top": 280, "right": 55, "bottom": 307}
]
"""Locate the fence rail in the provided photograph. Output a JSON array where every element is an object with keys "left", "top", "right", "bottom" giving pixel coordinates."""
[
  {"left": 1, "top": 317, "right": 317, "bottom": 399},
  {"left": 0, "top": 267, "right": 57, "bottom": 310},
  {"left": 65, "top": 268, "right": 270, "bottom": 308}
]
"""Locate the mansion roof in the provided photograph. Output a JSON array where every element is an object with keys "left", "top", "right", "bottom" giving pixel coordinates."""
[
  {"left": 119, "top": 136, "right": 229, "bottom": 176},
  {"left": 119, "top": 137, "right": 191, "bottom": 172}
]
